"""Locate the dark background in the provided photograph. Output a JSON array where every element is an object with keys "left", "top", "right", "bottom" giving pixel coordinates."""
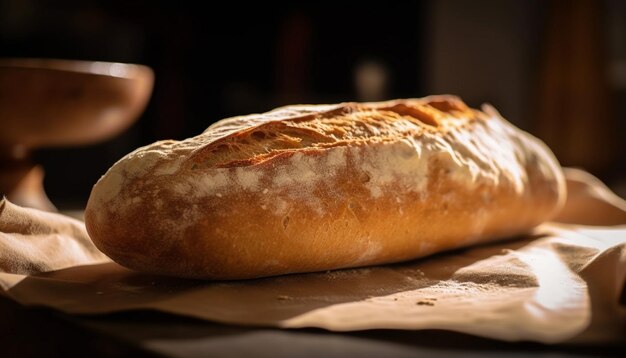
[{"left": 1, "top": 0, "right": 625, "bottom": 208}]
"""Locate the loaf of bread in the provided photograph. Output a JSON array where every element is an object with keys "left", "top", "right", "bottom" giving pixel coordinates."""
[{"left": 85, "top": 95, "right": 565, "bottom": 280}]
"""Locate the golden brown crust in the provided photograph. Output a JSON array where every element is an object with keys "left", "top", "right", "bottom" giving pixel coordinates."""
[
  {"left": 85, "top": 95, "right": 566, "bottom": 280},
  {"left": 190, "top": 97, "right": 471, "bottom": 169}
]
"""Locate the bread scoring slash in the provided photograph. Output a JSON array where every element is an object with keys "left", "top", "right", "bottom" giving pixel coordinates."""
[{"left": 85, "top": 95, "right": 565, "bottom": 280}]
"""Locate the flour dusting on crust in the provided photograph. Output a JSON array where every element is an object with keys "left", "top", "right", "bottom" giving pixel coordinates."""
[{"left": 92, "top": 96, "right": 562, "bottom": 223}]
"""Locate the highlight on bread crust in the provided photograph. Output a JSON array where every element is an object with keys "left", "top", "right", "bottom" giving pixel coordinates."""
[
  {"left": 192, "top": 98, "right": 469, "bottom": 168},
  {"left": 85, "top": 95, "right": 566, "bottom": 280}
]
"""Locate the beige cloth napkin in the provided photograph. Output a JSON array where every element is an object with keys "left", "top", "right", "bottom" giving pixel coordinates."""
[
  {"left": 1, "top": 168, "right": 625, "bottom": 344},
  {"left": 0, "top": 198, "right": 109, "bottom": 282}
]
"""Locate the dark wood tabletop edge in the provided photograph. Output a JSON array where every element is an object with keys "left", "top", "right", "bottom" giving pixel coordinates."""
[
  {"left": 2, "top": 294, "right": 625, "bottom": 357},
  {"left": 0, "top": 295, "right": 163, "bottom": 358},
  {"left": 65, "top": 308, "right": 626, "bottom": 357}
]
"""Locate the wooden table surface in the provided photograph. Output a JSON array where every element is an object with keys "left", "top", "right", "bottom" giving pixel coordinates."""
[{"left": 2, "top": 295, "right": 624, "bottom": 358}]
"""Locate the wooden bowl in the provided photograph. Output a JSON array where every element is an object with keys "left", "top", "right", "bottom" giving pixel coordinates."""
[{"left": 0, "top": 58, "right": 154, "bottom": 210}]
